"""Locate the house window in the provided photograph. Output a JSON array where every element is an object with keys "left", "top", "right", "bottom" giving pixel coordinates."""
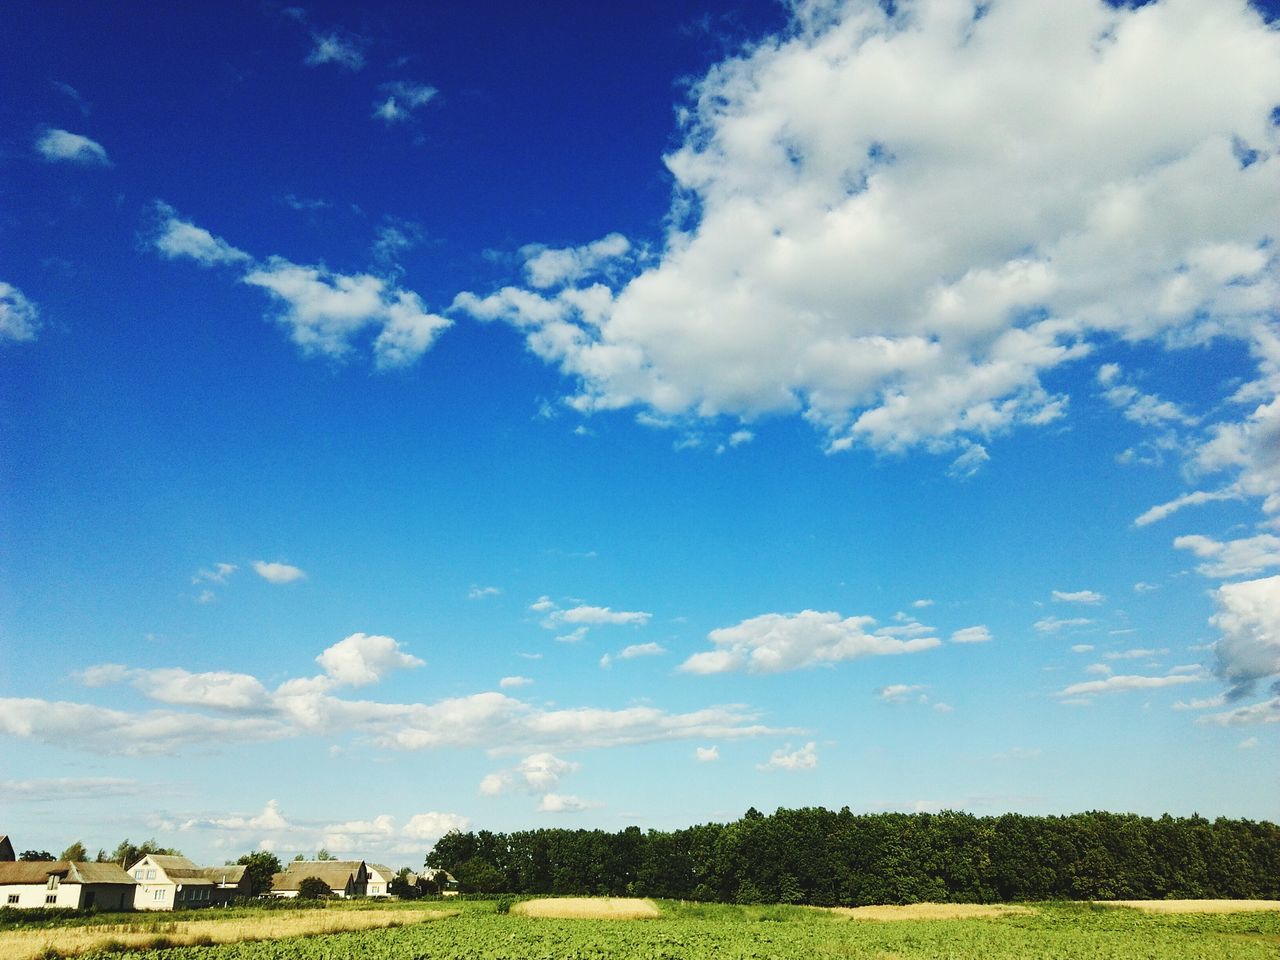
[
  {"left": 134, "top": 871, "right": 143, "bottom": 880},
  {"left": 6, "top": 895, "right": 17, "bottom": 904},
  {"left": 47, "top": 875, "right": 59, "bottom": 890},
  {"left": 153, "top": 889, "right": 166, "bottom": 901},
  {"left": 46, "top": 894, "right": 57, "bottom": 904},
  {"left": 146, "top": 870, "right": 156, "bottom": 880}
]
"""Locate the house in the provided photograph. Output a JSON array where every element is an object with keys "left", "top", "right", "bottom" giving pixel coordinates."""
[
  {"left": 128, "top": 854, "right": 217, "bottom": 911},
  {"left": 365, "top": 863, "right": 395, "bottom": 897},
  {"left": 0, "top": 836, "right": 14, "bottom": 862},
  {"left": 269, "top": 860, "right": 369, "bottom": 898},
  {"left": 0, "top": 861, "right": 136, "bottom": 911},
  {"left": 420, "top": 867, "right": 460, "bottom": 896},
  {"left": 199, "top": 864, "right": 252, "bottom": 902}
]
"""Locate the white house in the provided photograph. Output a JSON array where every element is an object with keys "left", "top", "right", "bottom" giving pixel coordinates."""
[
  {"left": 128, "top": 854, "right": 217, "bottom": 911},
  {"left": 365, "top": 863, "right": 395, "bottom": 897},
  {"left": 0, "top": 861, "right": 136, "bottom": 911}
]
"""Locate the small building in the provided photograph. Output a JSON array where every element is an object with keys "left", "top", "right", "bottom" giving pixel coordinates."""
[
  {"left": 269, "top": 860, "right": 369, "bottom": 898},
  {"left": 0, "top": 861, "right": 136, "bottom": 911},
  {"left": 128, "top": 854, "right": 216, "bottom": 911},
  {"left": 199, "top": 864, "right": 252, "bottom": 903},
  {"left": 420, "top": 867, "right": 459, "bottom": 896},
  {"left": 365, "top": 863, "right": 395, "bottom": 897}
]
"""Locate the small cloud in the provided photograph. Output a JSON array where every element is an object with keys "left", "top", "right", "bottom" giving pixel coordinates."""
[
  {"left": 933, "top": 702, "right": 954, "bottom": 713},
  {"left": 1102, "top": 647, "right": 1166, "bottom": 661},
  {"left": 195, "top": 589, "right": 216, "bottom": 605},
  {"left": 1085, "top": 663, "right": 1112, "bottom": 676},
  {"left": 1052, "top": 589, "right": 1104, "bottom": 604},
  {"left": 1034, "top": 616, "right": 1093, "bottom": 634},
  {"left": 36, "top": 128, "right": 110, "bottom": 165},
  {"left": 152, "top": 203, "right": 250, "bottom": 267},
  {"left": 306, "top": 32, "right": 366, "bottom": 70},
  {"left": 468, "top": 585, "right": 501, "bottom": 600},
  {"left": 556, "top": 627, "right": 588, "bottom": 644},
  {"left": 315, "top": 633, "right": 423, "bottom": 687},
  {"left": 950, "top": 625, "right": 992, "bottom": 644},
  {"left": 912, "top": 599, "right": 935, "bottom": 609},
  {"left": 878, "top": 683, "right": 927, "bottom": 703},
  {"left": 372, "top": 81, "right": 438, "bottom": 123},
  {"left": 538, "top": 793, "right": 589, "bottom": 813},
  {"left": 1134, "top": 582, "right": 1160, "bottom": 593},
  {"left": 1238, "top": 737, "right": 1259, "bottom": 750},
  {"left": 0, "top": 282, "right": 40, "bottom": 343},
  {"left": 499, "top": 676, "right": 532, "bottom": 689},
  {"left": 947, "top": 442, "right": 989, "bottom": 479},
  {"left": 1070, "top": 644, "right": 1095, "bottom": 653},
  {"left": 728, "top": 429, "right": 754, "bottom": 447},
  {"left": 618, "top": 642, "right": 666, "bottom": 660},
  {"left": 193, "top": 562, "right": 237, "bottom": 585},
  {"left": 253, "top": 561, "right": 306, "bottom": 584},
  {"left": 694, "top": 745, "right": 719, "bottom": 762},
  {"left": 758, "top": 742, "right": 817, "bottom": 772}
]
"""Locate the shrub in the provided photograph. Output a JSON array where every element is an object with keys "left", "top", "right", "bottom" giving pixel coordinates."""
[{"left": 297, "top": 877, "right": 331, "bottom": 900}]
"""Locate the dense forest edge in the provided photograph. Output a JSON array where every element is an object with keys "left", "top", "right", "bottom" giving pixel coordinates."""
[{"left": 426, "top": 808, "right": 1280, "bottom": 905}]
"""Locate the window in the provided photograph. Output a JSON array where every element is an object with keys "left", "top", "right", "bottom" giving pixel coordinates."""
[
  {"left": 47, "top": 875, "right": 59, "bottom": 890},
  {"left": 134, "top": 871, "right": 143, "bottom": 880},
  {"left": 6, "top": 895, "right": 17, "bottom": 904},
  {"left": 153, "top": 889, "right": 165, "bottom": 901},
  {"left": 46, "top": 894, "right": 57, "bottom": 904},
  {"left": 146, "top": 869, "right": 156, "bottom": 880}
]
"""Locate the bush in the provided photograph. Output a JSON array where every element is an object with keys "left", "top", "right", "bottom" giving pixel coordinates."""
[
  {"left": 297, "top": 877, "right": 331, "bottom": 900},
  {"left": 495, "top": 897, "right": 514, "bottom": 914}
]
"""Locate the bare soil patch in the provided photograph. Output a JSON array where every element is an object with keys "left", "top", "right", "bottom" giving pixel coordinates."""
[
  {"left": 0, "top": 906, "right": 455, "bottom": 960},
  {"left": 512, "top": 897, "right": 662, "bottom": 919},
  {"left": 1101, "top": 899, "right": 1280, "bottom": 914},
  {"left": 825, "top": 903, "right": 1034, "bottom": 921}
]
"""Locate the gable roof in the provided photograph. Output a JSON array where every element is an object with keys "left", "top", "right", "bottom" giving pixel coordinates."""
[
  {"left": 275, "top": 860, "right": 364, "bottom": 892},
  {"left": 199, "top": 865, "right": 248, "bottom": 885},
  {"left": 0, "top": 861, "right": 135, "bottom": 885},
  {"left": 0, "top": 836, "right": 14, "bottom": 861},
  {"left": 366, "top": 863, "right": 395, "bottom": 880}
]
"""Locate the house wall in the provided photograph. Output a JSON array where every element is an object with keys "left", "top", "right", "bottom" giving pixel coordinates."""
[
  {"left": 77, "top": 883, "right": 134, "bottom": 912},
  {"left": 0, "top": 881, "right": 82, "bottom": 909}
]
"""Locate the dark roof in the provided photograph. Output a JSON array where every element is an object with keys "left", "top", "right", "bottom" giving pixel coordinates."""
[
  {"left": 199, "top": 865, "right": 248, "bottom": 885},
  {"left": 0, "top": 836, "right": 14, "bottom": 861}
]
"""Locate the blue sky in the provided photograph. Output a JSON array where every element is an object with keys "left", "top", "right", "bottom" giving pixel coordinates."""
[{"left": 2, "top": 0, "right": 1278, "bottom": 867}]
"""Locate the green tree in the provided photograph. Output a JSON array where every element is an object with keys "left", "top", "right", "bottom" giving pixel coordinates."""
[
  {"left": 19, "top": 850, "right": 54, "bottom": 861},
  {"left": 454, "top": 857, "right": 505, "bottom": 894},
  {"left": 236, "top": 851, "right": 283, "bottom": 896},
  {"left": 315, "top": 848, "right": 335, "bottom": 861},
  {"left": 109, "top": 838, "right": 180, "bottom": 868},
  {"left": 60, "top": 842, "right": 88, "bottom": 862},
  {"left": 297, "top": 876, "right": 330, "bottom": 899}
]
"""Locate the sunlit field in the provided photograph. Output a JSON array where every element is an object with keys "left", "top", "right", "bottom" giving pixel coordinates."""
[{"left": 10, "top": 898, "right": 1278, "bottom": 960}]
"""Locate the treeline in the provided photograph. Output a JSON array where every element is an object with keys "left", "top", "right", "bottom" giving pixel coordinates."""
[{"left": 427, "top": 808, "right": 1280, "bottom": 904}]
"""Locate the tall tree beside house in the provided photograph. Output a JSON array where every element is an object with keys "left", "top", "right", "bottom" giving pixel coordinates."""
[
  {"left": 60, "top": 842, "right": 88, "bottom": 862},
  {"left": 108, "top": 838, "right": 181, "bottom": 868},
  {"left": 235, "top": 851, "right": 283, "bottom": 897},
  {"left": 297, "top": 876, "right": 330, "bottom": 899},
  {"left": 18, "top": 850, "right": 54, "bottom": 861}
]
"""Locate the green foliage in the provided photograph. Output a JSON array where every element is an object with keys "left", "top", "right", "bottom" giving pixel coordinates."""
[
  {"left": 495, "top": 896, "right": 514, "bottom": 914},
  {"left": 315, "top": 848, "right": 335, "bottom": 861},
  {"left": 453, "top": 857, "right": 505, "bottom": 894},
  {"left": 59, "top": 842, "right": 88, "bottom": 862},
  {"left": 108, "top": 838, "right": 181, "bottom": 868},
  {"left": 235, "top": 851, "right": 283, "bottom": 897},
  {"left": 425, "top": 808, "right": 1280, "bottom": 906},
  {"left": 296, "top": 877, "right": 331, "bottom": 900},
  {"left": 18, "top": 850, "right": 54, "bottom": 862}
]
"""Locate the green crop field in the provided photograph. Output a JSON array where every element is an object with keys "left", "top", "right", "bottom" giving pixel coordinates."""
[{"left": 60, "top": 900, "right": 1280, "bottom": 960}]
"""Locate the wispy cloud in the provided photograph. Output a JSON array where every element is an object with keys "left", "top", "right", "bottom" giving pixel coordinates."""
[
  {"left": 36, "top": 128, "right": 109, "bottom": 165},
  {"left": 0, "top": 282, "right": 40, "bottom": 342},
  {"left": 305, "top": 32, "right": 366, "bottom": 70}
]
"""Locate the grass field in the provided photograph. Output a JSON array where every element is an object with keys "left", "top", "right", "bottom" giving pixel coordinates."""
[{"left": 9, "top": 898, "right": 1278, "bottom": 959}]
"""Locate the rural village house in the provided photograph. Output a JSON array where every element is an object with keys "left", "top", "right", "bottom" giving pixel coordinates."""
[
  {"left": 269, "top": 859, "right": 369, "bottom": 898},
  {"left": 0, "top": 860, "right": 136, "bottom": 911},
  {"left": 420, "top": 867, "right": 460, "bottom": 896},
  {"left": 365, "top": 863, "right": 395, "bottom": 897},
  {"left": 127, "top": 854, "right": 250, "bottom": 911}
]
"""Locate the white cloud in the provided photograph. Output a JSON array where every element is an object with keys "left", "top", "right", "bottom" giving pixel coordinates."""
[
  {"left": 554, "top": 605, "right": 651, "bottom": 626},
  {"left": 681, "top": 609, "right": 940, "bottom": 675},
  {"left": 373, "top": 81, "right": 438, "bottom": 123},
  {"left": 0, "top": 282, "right": 40, "bottom": 342},
  {"left": 1172, "top": 694, "right": 1227, "bottom": 711},
  {"left": 244, "top": 260, "right": 451, "bottom": 366},
  {"left": 878, "top": 683, "right": 927, "bottom": 703},
  {"left": 521, "top": 234, "right": 632, "bottom": 289},
  {"left": 912, "top": 598, "right": 935, "bottom": 609},
  {"left": 452, "top": 0, "right": 1280, "bottom": 466},
  {"left": 1210, "top": 575, "right": 1280, "bottom": 695},
  {"left": 1174, "top": 533, "right": 1280, "bottom": 579},
  {"left": 1134, "top": 487, "right": 1241, "bottom": 527},
  {"left": 1071, "top": 644, "right": 1095, "bottom": 653},
  {"left": 306, "top": 32, "right": 365, "bottom": 70},
  {"left": 153, "top": 204, "right": 250, "bottom": 266},
  {"left": 315, "top": 633, "right": 424, "bottom": 687},
  {"left": 402, "top": 811, "right": 470, "bottom": 841},
  {"left": 499, "top": 676, "right": 532, "bottom": 689},
  {"left": 538, "top": 793, "right": 589, "bottom": 813},
  {"left": 1085, "top": 663, "right": 1112, "bottom": 676},
  {"left": 1198, "top": 696, "right": 1280, "bottom": 727},
  {"left": 253, "top": 560, "right": 306, "bottom": 584},
  {"left": 950, "top": 625, "right": 992, "bottom": 644},
  {"left": 1134, "top": 582, "right": 1160, "bottom": 593},
  {"left": 1052, "top": 589, "right": 1104, "bottom": 604},
  {"left": 0, "top": 777, "right": 141, "bottom": 801},
  {"left": 1034, "top": 616, "right": 1093, "bottom": 633},
  {"left": 1238, "top": 736, "right": 1259, "bottom": 749},
  {"left": 694, "top": 745, "right": 719, "bottom": 762},
  {"left": 1103, "top": 648, "right": 1166, "bottom": 661},
  {"left": 468, "top": 585, "right": 501, "bottom": 600},
  {"left": 933, "top": 702, "right": 954, "bottom": 713},
  {"left": 36, "top": 128, "right": 109, "bottom": 165},
  {"left": 618, "top": 642, "right": 666, "bottom": 659},
  {"left": 757, "top": 741, "right": 817, "bottom": 772},
  {"left": 193, "top": 562, "right": 237, "bottom": 585},
  {"left": 1058, "top": 673, "right": 1203, "bottom": 697}
]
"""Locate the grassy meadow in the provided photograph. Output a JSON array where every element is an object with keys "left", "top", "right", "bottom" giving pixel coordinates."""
[{"left": 5, "top": 897, "right": 1276, "bottom": 960}]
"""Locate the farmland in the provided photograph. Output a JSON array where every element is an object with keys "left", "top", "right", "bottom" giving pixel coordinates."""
[{"left": 15, "top": 898, "right": 1279, "bottom": 960}]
